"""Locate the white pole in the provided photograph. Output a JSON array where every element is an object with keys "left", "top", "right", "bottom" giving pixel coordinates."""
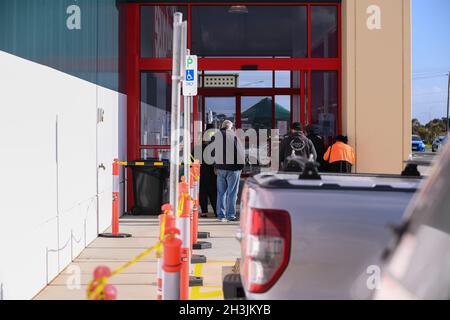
[
  {"left": 169, "top": 12, "right": 183, "bottom": 213},
  {"left": 162, "top": 271, "right": 180, "bottom": 300}
]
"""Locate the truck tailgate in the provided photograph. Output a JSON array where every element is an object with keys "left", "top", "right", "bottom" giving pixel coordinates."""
[{"left": 242, "top": 174, "right": 419, "bottom": 300}]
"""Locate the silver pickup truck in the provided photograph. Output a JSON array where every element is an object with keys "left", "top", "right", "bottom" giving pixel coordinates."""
[{"left": 224, "top": 168, "right": 422, "bottom": 300}]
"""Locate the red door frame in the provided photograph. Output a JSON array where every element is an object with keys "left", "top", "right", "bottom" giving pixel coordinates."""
[{"left": 124, "top": 1, "right": 341, "bottom": 211}]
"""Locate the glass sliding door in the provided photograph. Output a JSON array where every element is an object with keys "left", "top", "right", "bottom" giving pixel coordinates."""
[
  {"left": 140, "top": 71, "right": 172, "bottom": 160},
  {"left": 311, "top": 71, "right": 338, "bottom": 145},
  {"left": 204, "top": 97, "right": 236, "bottom": 129},
  {"left": 275, "top": 96, "right": 291, "bottom": 136},
  {"left": 241, "top": 96, "right": 273, "bottom": 170},
  {"left": 241, "top": 96, "right": 272, "bottom": 130}
]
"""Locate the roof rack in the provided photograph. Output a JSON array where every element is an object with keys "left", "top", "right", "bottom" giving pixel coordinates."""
[
  {"left": 401, "top": 154, "right": 435, "bottom": 177},
  {"left": 299, "top": 155, "right": 321, "bottom": 180},
  {"left": 403, "top": 159, "right": 432, "bottom": 167},
  {"left": 283, "top": 154, "right": 431, "bottom": 179}
]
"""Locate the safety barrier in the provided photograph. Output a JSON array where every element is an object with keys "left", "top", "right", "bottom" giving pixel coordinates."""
[
  {"left": 98, "top": 158, "right": 168, "bottom": 239},
  {"left": 120, "top": 160, "right": 165, "bottom": 167},
  {"left": 88, "top": 162, "right": 216, "bottom": 297},
  {"left": 87, "top": 203, "right": 179, "bottom": 300},
  {"left": 87, "top": 266, "right": 117, "bottom": 300},
  {"left": 86, "top": 240, "right": 164, "bottom": 300},
  {"left": 87, "top": 172, "right": 209, "bottom": 300},
  {"left": 99, "top": 158, "right": 132, "bottom": 238}
]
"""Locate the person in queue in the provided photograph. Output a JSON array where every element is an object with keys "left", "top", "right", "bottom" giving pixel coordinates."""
[
  {"left": 199, "top": 123, "right": 218, "bottom": 218},
  {"left": 213, "top": 120, "right": 245, "bottom": 222},
  {"left": 279, "top": 122, "right": 317, "bottom": 171},
  {"left": 306, "top": 124, "right": 326, "bottom": 171},
  {"left": 323, "top": 135, "right": 356, "bottom": 173}
]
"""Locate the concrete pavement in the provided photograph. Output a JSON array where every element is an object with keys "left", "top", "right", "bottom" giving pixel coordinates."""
[{"left": 33, "top": 216, "right": 240, "bottom": 300}]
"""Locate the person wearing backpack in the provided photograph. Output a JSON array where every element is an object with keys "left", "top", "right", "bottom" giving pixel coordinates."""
[
  {"left": 323, "top": 135, "right": 355, "bottom": 173},
  {"left": 279, "top": 122, "right": 317, "bottom": 171},
  {"left": 306, "top": 124, "right": 326, "bottom": 171}
]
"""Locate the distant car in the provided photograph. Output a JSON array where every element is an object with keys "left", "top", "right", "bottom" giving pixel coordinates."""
[
  {"left": 432, "top": 134, "right": 448, "bottom": 152},
  {"left": 374, "top": 141, "right": 450, "bottom": 300},
  {"left": 412, "top": 135, "right": 426, "bottom": 152}
]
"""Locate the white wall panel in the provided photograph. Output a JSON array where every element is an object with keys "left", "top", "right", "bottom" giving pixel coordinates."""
[
  {"left": 97, "top": 86, "right": 127, "bottom": 233},
  {"left": 0, "top": 51, "right": 126, "bottom": 299}
]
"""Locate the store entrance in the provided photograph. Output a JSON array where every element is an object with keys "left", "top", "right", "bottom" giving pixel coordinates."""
[
  {"left": 198, "top": 70, "right": 308, "bottom": 133},
  {"left": 195, "top": 69, "right": 309, "bottom": 173},
  {"left": 127, "top": 2, "right": 342, "bottom": 210}
]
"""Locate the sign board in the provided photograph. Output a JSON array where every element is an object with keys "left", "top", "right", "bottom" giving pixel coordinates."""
[
  {"left": 318, "top": 113, "right": 335, "bottom": 136},
  {"left": 183, "top": 55, "right": 198, "bottom": 96},
  {"left": 199, "top": 74, "right": 239, "bottom": 88},
  {"left": 277, "top": 121, "right": 288, "bottom": 136}
]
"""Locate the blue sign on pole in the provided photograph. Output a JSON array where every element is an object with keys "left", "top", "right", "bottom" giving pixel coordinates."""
[{"left": 186, "top": 69, "right": 195, "bottom": 82}]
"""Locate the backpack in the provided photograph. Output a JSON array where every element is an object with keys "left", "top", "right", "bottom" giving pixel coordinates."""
[
  {"left": 287, "top": 133, "right": 310, "bottom": 159},
  {"left": 283, "top": 153, "right": 307, "bottom": 172}
]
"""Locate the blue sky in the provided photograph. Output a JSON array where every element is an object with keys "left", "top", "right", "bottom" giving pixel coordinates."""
[{"left": 412, "top": 0, "right": 450, "bottom": 123}]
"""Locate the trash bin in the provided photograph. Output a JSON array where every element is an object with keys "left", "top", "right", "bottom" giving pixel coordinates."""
[{"left": 130, "top": 159, "right": 170, "bottom": 215}]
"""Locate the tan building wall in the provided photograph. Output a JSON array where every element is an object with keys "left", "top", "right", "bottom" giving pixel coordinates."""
[{"left": 342, "top": 0, "right": 412, "bottom": 174}]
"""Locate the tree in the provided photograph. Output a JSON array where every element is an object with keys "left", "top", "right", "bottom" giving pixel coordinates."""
[{"left": 412, "top": 118, "right": 447, "bottom": 144}]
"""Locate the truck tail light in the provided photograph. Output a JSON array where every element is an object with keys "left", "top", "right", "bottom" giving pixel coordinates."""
[{"left": 243, "top": 208, "right": 291, "bottom": 294}]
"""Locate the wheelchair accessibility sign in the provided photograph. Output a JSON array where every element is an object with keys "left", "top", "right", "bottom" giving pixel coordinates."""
[
  {"left": 186, "top": 70, "right": 195, "bottom": 81},
  {"left": 183, "top": 55, "right": 198, "bottom": 96}
]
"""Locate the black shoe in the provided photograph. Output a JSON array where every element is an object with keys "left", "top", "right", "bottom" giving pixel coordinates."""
[
  {"left": 228, "top": 217, "right": 239, "bottom": 222},
  {"left": 200, "top": 213, "right": 208, "bottom": 218}
]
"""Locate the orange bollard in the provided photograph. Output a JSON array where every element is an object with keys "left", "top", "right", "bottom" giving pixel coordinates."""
[
  {"left": 192, "top": 198, "right": 199, "bottom": 246},
  {"left": 94, "top": 266, "right": 112, "bottom": 280},
  {"left": 88, "top": 266, "right": 114, "bottom": 300},
  {"left": 103, "top": 285, "right": 118, "bottom": 300},
  {"left": 99, "top": 159, "right": 131, "bottom": 238},
  {"left": 178, "top": 179, "right": 191, "bottom": 300},
  {"left": 162, "top": 228, "right": 182, "bottom": 300},
  {"left": 160, "top": 205, "right": 176, "bottom": 232},
  {"left": 157, "top": 204, "right": 175, "bottom": 300},
  {"left": 191, "top": 161, "right": 212, "bottom": 251},
  {"left": 192, "top": 162, "right": 200, "bottom": 245},
  {"left": 191, "top": 160, "right": 200, "bottom": 244}
]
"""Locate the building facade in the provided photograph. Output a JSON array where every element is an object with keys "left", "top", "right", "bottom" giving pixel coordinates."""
[{"left": 0, "top": 0, "right": 411, "bottom": 299}]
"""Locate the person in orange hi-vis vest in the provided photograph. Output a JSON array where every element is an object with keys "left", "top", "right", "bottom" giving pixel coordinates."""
[{"left": 323, "top": 135, "right": 356, "bottom": 173}]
